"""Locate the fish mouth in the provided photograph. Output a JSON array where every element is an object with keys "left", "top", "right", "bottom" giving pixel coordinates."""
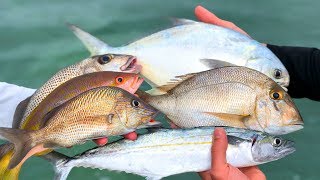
[
  {"left": 120, "top": 56, "right": 142, "bottom": 73},
  {"left": 136, "top": 119, "right": 162, "bottom": 129},
  {"left": 131, "top": 75, "right": 144, "bottom": 91}
]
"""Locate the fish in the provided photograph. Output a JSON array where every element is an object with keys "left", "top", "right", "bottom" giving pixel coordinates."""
[
  {"left": 68, "top": 19, "right": 289, "bottom": 95},
  {"left": 0, "top": 72, "right": 144, "bottom": 179},
  {"left": 137, "top": 66, "right": 303, "bottom": 135},
  {"left": 44, "top": 127, "right": 295, "bottom": 180},
  {"left": 20, "top": 72, "right": 144, "bottom": 130},
  {"left": 18, "top": 54, "right": 141, "bottom": 129},
  {"left": 0, "top": 86, "right": 159, "bottom": 169}
]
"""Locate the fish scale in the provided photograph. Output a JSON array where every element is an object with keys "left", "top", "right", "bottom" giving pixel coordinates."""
[
  {"left": 47, "top": 127, "right": 295, "bottom": 180},
  {"left": 0, "top": 86, "right": 158, "bottom": 169},
  {"left": 141, "top": 66, "right": 303, "bottom": 135}
]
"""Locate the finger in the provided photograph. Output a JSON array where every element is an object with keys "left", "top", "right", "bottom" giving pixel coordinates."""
[
  {"left": 198, "top": 171, "right": 211, "bottom": 180},
  {"left": 93, "top": 137, "right": 108, "bottom": 146},
  {"left": 211, "top": 127, "right": 228, "bottom": 170},
  {"left": 195, "top": 5, "right": 250, "bottom": 37},
  {"left": 195, "top": 6, "right": 223, "bottom": 25},
  {"left": 123, "top": 131, "right": 138, "bottom": 140},
  {"left": 239, "top": 166, "right": 266, "bottom": 180}
]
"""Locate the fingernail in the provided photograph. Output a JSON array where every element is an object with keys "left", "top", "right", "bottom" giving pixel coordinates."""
[{"left": 214, "top": 128, "right": 222, "bottom": 139}]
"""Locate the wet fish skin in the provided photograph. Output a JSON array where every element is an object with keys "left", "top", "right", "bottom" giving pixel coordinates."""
[
  {"left": 69, "top": 20, "right": 289, "bottom": 94},
  {"left": 0, "top": 86, "right": 158, "bottom": 169},
  {"left": 20, "top": 72, "right": 143, "bottom": 130},
  {"left": 138, "top": 67, "right": 303, "bottom": 135},
  {"left": 19, "top": 54, "right": 141, "bottom": 129},
  {"left": 47, "top": 127, "right": 295, "bottom": 180}
]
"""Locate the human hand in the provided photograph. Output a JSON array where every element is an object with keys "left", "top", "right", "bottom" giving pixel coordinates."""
[
  {"left": 194, "top": 6, "right": 250, "bottom": 37},
  {"left": 198, "top": 128, "right": 266, "bottom": 180}
]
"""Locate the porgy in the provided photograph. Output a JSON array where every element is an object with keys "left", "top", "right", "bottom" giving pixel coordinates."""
[
  {"left": 138, "top": 66, "right": 303, "bottom": 135},
  {"left": 0, "top": 86, "right": 158, "bottom": 169}
]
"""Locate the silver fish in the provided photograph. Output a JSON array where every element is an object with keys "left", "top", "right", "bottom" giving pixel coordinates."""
[
  {"left": 46, "top": 127, "right": 295, "bottom": 180},
  {"left": 68, "top": 19, "right": 289, "bottom": 95}
]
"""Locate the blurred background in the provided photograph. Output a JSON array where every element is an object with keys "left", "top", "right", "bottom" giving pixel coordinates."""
[{"left": 0, "top": 0, "right": 319, "bottom": 179}]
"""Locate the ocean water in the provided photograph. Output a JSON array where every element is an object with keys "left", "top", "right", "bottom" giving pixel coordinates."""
[{"left": 0, "top": 0, "right": 319, "bottom": 179}]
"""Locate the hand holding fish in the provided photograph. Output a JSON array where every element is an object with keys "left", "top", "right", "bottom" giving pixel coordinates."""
[
  {"left": 198, "top": 128, "right": 266, "bottom": 180},
  {"left": 194, "top": 5, "right": 267, "bottom": 47},
  {"left": 194, "top": 6, "right": 249, "bottom": 37}
]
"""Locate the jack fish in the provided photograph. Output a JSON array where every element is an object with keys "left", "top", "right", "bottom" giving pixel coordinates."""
[{"left": 68, "top": 19, "right": 289, "bottom": 95}]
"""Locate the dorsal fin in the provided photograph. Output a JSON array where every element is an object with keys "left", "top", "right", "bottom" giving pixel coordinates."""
[
  {"left": 170, "top": 18, "right": 197, "bottom": 26},
  {"left": 200, "top": 59, "right": 237, "bottom": 69},
  {"left": 156, "top": 72, "right": 197, "bottom": 93},
  {"left": 67, "top": 23, "right": 110, "bottom": 55}
]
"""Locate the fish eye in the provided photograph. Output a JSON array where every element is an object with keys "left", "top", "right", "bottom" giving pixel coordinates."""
[
  {"left": 116, "top": 76, "right": 124, "bottom": 84},
  {"left": 98, "top": 54, "right": 113, "bottom": 64},
  {"left": 274, "top": 69, "right": 282, "bottom": 79},
  {"left": 272, "top": 137, "right": 282, "bottom": 147},
  {"left": 131, "top": 99, "right": 140, "bottom": 108},
  {"left": 269, "top": 90, "right": 283, "bottom": 100}
]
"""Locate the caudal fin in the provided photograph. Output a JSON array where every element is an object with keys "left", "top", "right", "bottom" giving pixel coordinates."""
[
  {"left": 43, "top": 151, "right": 73, "bottom": 180},
  {"left": 0, "top": 127, "right": 34, "bottom": 169},
  {"left": 67, "top": 23, "right": 111, "bottom": 55}
]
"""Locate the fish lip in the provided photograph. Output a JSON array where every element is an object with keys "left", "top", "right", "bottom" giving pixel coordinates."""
[
  {"left": 120, "top": 56, "right": 142, "bottom": 73},
  {"left": 131, "top": 75, "right": 144, "bottom": 90}
]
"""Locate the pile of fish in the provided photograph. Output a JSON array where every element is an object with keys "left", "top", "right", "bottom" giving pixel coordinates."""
[{"left": 0, "top": 18, "right": 303, "bottom": 180}]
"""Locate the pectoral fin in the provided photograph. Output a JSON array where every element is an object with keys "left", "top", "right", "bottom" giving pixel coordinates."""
[
  {"left": 200, "top": 59, "right": 237, "bottom": 69},
  {"left": 107, "top": 114, "right": 114, "bottom": 124},
  {"left": 203, "top": 112, "right": 249, "bottom": 128}
]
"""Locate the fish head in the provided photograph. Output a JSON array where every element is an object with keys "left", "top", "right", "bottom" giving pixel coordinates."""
[
  {"left": 246, "top": 57, "right": 290, "bottom": 90},
  {"left": 256, "top": 83, "right": 303, "bottom": 135},
  {"left": 108, "top": 73, "right": 144, "bottom": 94},
  {"left": 114, "top": 91, "right": 159, "bottom": 130},
  {"left": 90, "top": 54, "right": 142, "bottom": 73},
  {"left": 251, "top": 135, "right": 295, "bottom": 163}
]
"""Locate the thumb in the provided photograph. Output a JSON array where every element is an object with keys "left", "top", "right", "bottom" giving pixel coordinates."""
[
  {"left": 211, "top": 127, "right": 228, "bottom": 171},
  {"left": 195, "top": 5, "right": 223, "bottom": 25}
]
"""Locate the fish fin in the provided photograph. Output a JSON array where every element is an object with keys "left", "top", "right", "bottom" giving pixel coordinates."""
[
  {"left": 12, "top": 96, "right": 32, "bottom": 128},
  {"left": 67, "top": 23, "right": 110, "bottom": 55},
  {"left": 145, "top": 176, "right": 163, "bottom": 180},
  {"left": 170, "top": 17, "right": 197, "bottom": 26},
  {"left": 0, "top": 144, "right": 14, "bottom": 177},
  {"left": 135, "top": 90, "right": 152, "bottom": 102},
  {"left": 145, "top": 88, "right": 167, "bottom": 95},
  {"left": 156, "top": 73, "right": 197, "bottom": 93},
  {"left": 200, "top": 59, "right": 237, "bottom": 69},
  {"left": 107, "top": 114, "right": 114, "bottom": 124},
  {"left": 203, "top": 112, "right": 249, "bottom": 128},
  {"left": 0, "top": 127, "right": 34, "bottom": 169},
  {"left": 42, "top": 151, "right": 73, "bottom": 180}
]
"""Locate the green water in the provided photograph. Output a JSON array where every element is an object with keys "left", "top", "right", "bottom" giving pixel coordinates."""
[{"left": 1, "top": 0, "right": 319, "bottom": 179}]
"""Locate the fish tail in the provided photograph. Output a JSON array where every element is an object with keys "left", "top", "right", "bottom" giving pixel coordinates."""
[
  {"left": 0, "top": 143, "right": 23, "bottom": 180},
  {"left": 67, "top": 23, "right": 112, "bottom": 55},
  {"left": 43, "top": 151, "right": 73, "bottom": 180},
  {"left": 0, "top": 127, "right": 35, "bottom": 169}
]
